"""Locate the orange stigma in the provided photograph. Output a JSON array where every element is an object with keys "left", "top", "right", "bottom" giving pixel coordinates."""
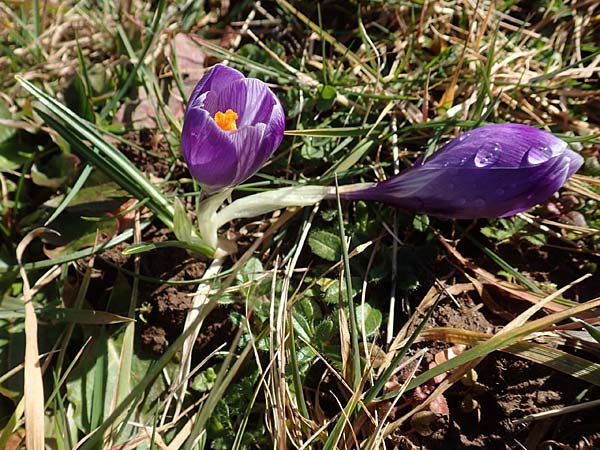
[{"left": 214, "top": 109, "right": 238, "bottom": 131}]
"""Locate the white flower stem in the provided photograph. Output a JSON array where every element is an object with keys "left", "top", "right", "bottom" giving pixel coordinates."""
[
  {"left": 197, "top": 183, "right": 375, "bottom": 254},
  {"left": 170, "top": 255, "right": 225, "bottom": 420}
]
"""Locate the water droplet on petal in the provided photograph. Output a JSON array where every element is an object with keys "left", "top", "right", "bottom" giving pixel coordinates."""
[
  {"left": 458, "top": 132, "right": 470, "bottom": 142},
  {"left": 526, "top": 145, "right": 553, "bottom": 165},
  {"left": 456, "top": 198, "right": 467, "bottom": 206},
  {"left": 474, "top": 143, "right": 502, "bottom": 167},
  {"left": 473, "top": 198, "right": 486, "bottom": 208},
  {"left": 459, "top": 156, "right": 470, "bottom": 166}
]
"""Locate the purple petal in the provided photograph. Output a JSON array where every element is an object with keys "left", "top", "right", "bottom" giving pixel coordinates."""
[
  {"left": 187, "top": 64, "right": 245, "bottom": 110},
  {"left": 261, "top": 100, "right": 285, "bottom": 159},
  {"left": 215, "top": 78, "right": 277, "bottom": 127},
  {"left": 230, "top": 124, "right": 266, "bottom": 185},
  {"left": 342, "top": 124, "right": 583, "bottom": 219},
  {"left": 181, "top": 107, "right": 238, "bottom": 189},
  {"left": 181, "top": 64, "right": 286, "bottom": 191},
  {"left": 241, "top": 79, "right": 279, "bottom": 125},
  {"left": 425, "top": 123, "right": 567, "bottom": 169}
]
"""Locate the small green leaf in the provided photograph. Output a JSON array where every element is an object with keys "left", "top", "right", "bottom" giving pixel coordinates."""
[
  {"left": 300, "top": 139, "right": 325, "bottom": 160},
  {"left": 412, "top": 213, "right": 429, "bottom": 232},
  {"left": 317, "top": 85, "right": 337, "bottom": 110},
  {"left": 315, "top": 319, "right": 334, "bottom": 343},
  {"left": 43, "top": 215, "right": 118, "bottom": 259},
  {"left": 319, "top": 85, "right": 336, "bottom": 100},
  {"left": 236, "top": 257, "right": 264, "bottom": 284},
  {"left": 0, "top": 138, "right": 30, "bottom": 171},
  {"left": 191, "top": 367, "right": 218, "bottom": 393},
  {"left": 355, "top": 303, "right": 382, "bottom": 337},
  {"left": 524, "top": 233, "right": 546, "bottom": 246},
  {"left": 31, "top": 153, "right": 78, "bottom": 189},
  {"left": 292, "top": 311, "right": 312, "bottom": 343},
  {"left": 173, "top": 198, "right": 193, "bottom": 242},
  {"left": 296, "top": 298, "right": 317, "bottom": 322},
  {"left": 322, "top": 279, "right": 358, "bottom": 305},
  {"left": 309, "top": 230, "right": 342, "bottom": 262},
  {"left": 236, "top": 257, "right": 264, "bottom": 298}
]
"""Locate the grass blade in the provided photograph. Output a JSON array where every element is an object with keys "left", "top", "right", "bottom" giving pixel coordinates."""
[
  {"left": 384, "top": 296, "right": 600, "bottom": 398},
  {"left": 335, "top": 178, "right": 361, "bottom": 388}
]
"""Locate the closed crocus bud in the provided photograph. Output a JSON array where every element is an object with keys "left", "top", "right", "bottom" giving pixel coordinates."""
[
  {"left": 340, "top": 124, "right": 583, "bottom": 219},
  {"left": 181, "top": 64, "right": 285, "bottom": 192}
]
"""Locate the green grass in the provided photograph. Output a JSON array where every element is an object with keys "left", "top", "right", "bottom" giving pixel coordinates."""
[{"left": 1, "top": 0, "right": 600, "bottom": 449}]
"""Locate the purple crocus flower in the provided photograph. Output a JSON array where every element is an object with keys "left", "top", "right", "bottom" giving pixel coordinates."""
[
  {"left": 181, "top": 64, "right": 285, "bottom": 192},
  {"left": 341, "top": 124, "right": 583, "bottom": 218}
]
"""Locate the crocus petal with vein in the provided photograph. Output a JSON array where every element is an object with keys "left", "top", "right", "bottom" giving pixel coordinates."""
[
  {"left": 341, "top": 124, "right": 583, "bottom": 219},
  {"left": 181, "top": 64, "right": 285, "bottom": 192}
]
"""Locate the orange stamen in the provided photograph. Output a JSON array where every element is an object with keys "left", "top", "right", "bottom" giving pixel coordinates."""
[{"left": 214, "top": 109, "right": 238, "bottom": 131}]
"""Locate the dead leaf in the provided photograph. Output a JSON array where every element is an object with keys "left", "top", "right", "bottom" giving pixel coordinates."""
[
  {"left": 17, "top": 228, "right": 57, "bottom": 450},
  {"left": 428, "top": 394, "right": 449, "bottom": 416},
  {"left": 170, "top": 33, "right": 206, "bottom": 77},
  {"left": 430, "top": 343, "right": 467, "bottom": 383}
]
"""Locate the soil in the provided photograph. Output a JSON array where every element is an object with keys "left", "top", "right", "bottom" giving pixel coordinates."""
[
  {"left": 90, "top": 225, "right": 236, "bottom": 361},
  {"left": 411, "top": 300, "right": 600, "bottom": 450}
]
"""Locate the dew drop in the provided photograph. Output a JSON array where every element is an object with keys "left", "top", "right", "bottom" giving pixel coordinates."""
[
  {"left": 474, "top": 143, "right": 502, "bottom": 167},
  {"left": 526, "top": 145, "right": 553, "bottom": 165},
  {"left": 458, "top": 132, "right": 471, "bottom": 142}
]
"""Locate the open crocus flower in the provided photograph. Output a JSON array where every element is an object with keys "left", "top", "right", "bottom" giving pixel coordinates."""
[
  {"left": 339, "top": 124, "right": 583, "bottom": 218},
  {"left": 181, "top": 64, "right": 285, "bottom": 192}
]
